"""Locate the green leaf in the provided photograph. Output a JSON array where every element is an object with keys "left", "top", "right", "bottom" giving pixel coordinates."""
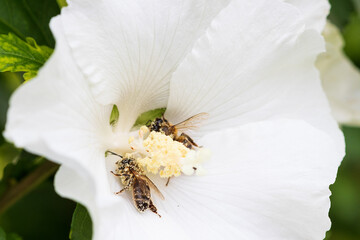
[
  {"left": 328, "top": 126, "right": 360, "bottom": 239},
  {"left": 69, "top": 204, "right": 93, "bottom": 240},
  {"left": 353, "top": 0, "right": 360, "bottom": 14},
  {"left": 0, "top": 151, "right": 43, "bottom": 196},
  {"left": 0, "top": 180, "right": 74, "bottom": 240},
  {"left": 0, "top": 228, "right": 5, "bottom": 240},
  {"left": 0, "top": 143, "right": 21, "bottom": 179},
  {"left": 0, "top": 33, "right": 53, "bottom": 80},
  {"left": 0, "top": 72, "right": 22, "bottom": 145},
  {"left": 0, "top": 227, "right": 22, "bottom": 240},
  {"left": 109, "top": 105, "right": 119, "bottom": 126},
  {"left": 329, "top": 0, "right": 355, "bottom": 28},
  {"left": 0, "top": 0, "right": 60, "bottom": 47},
  {"left": 57, "top": 0, "right": 68, "bottom": 8},
  {"left": 132, "top": 108, "right": 166, "bottom": 129},
  {"left": 343, "top": 14, "right": 360, "bottom": 67},
  {"left": 5, "top": 233, "right": 21, "bottom": 240}
]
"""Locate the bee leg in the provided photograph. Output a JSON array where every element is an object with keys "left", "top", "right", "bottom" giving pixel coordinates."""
[
  {"left": 110, "top": 171, "right": 121, "bottom": 176},
  {"left": 149, "top": 200, "right": 161, "bottom": 218},
  {"left": 115, "top": 187, "right": 127, "bottom": 194},
  {"left": 165, "top": 177, "right": 171, "bottom": 186},
  {"left": 177, "top": 133, "right": 198, "bottom": 149},
  {"left": 176, "top": 134, "right": 191, "bottom": 149},
  {"left": 182, "top": 133, "right": 199, "bottom": 147}
]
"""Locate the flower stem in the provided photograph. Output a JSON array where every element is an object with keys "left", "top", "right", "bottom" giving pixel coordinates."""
[{"left": 0, "top": 160, "right": 59, "bottom": 215}]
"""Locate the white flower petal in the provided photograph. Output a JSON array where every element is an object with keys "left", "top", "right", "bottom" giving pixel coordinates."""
[
  {"left": 284, "top": 0, "right": 330, "bottom": 33},
  {"left": 60, "top": 0, "right": 230, "bottom": 131},
  {"left": 55, "top": 165, "right": 97, "bottom": 215},
  {"left": 55, "top": 165, "right": 127, "bottom": 240},
  {"left": 163, "top": 119, "right": 343, "bottom": 239},
  {"left": 317, "top": 21, "right": 360, "bottom": 126},
  {"left": 72, "top": 119, "right": 343, "bottom": 240},
  {"left": 165, "top": 0, "right": 339, "bottom": 140},
  {"left": 4, "top": 17, "right": 117, "bottom": 205}
]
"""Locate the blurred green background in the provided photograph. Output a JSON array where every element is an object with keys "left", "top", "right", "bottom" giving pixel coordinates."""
[{"left": 0, "top": 0, "right": 360, "bottom": 239}]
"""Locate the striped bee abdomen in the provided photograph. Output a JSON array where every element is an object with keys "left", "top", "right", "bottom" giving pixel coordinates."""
[{"left": 132, "top": 178, "right": 151, "bottom": 212}]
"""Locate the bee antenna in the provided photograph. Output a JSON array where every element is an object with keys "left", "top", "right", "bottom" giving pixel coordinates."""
[{"left": 106, "top": 151, "right": 123, "bottom": 158}]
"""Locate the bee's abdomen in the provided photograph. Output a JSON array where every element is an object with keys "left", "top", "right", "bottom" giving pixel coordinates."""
[{"left": 132, "top": 179, "right": 151, "bottom": 212}]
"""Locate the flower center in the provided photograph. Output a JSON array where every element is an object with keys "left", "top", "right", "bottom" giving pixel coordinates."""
[{"left": 126, "top": 125, "right": 210, "bottom": 178}]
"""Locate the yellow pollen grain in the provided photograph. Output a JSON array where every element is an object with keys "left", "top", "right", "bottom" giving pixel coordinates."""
[
  {"left": 138, "top": 131, "right": 189, "bottom": 178},
  {"left": 139, "top": 126, "right": 149, "bottom": 138},
  {"left": 128, "top": 136, "right": 135, "bottom": 144},
  {"left": 124, "top": 153, "right": 133, "bottom": 159}
]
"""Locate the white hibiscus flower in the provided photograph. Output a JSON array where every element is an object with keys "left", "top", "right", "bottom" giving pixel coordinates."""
[
  {"left": 286, "top": 0, "right": 360, "bottom": 126},
  {"left": 284, "top": 0, "right": 330, "bottom": 33},
  {"left": 317, "top": 21, "right": 360, "bottom": 127},
  {"left": 4, "top": 0, "right": 344, "bottom": 239}
]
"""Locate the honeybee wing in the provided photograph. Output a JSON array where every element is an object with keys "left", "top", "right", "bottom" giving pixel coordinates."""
[
  {"left": 173, "top": 112, "right": 209, "bottom": 131},
  {"left": 139, "top": 175, "right": 165, "bottom": 200},
  {"left": 131, "top": 170, "right": 165, "bottom": 200}
]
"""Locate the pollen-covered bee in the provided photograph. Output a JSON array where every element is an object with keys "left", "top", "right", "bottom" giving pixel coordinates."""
[
  {"left": 108, "top": 151, "right": 164, "bottom": 217},
  {"left": 147, "top": 112, "right": 209, "bottom": 149}
]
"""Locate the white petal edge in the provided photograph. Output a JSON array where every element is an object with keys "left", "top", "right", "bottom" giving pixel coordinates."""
[
  {"left": 56, "top": 119, "right": 344, "bottom": 240},
  {"left": 60, "top": 0, "right": 231, "bottom": 131},
  {"left": 4, "top": 16, "right": 119, "bottom": 206},
  {"left": 165, "top": 0, "right": 340, "bottom": 142},
  {"left": 317, "top": 21, "right": 360, "bottom": 126},
  {"left": 284, "top": 0, "right": 330, "bottom": 33}
]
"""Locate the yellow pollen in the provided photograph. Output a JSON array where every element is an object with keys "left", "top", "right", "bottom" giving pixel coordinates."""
[
  {"left": 137, "top": 131, "right": 189, "bottom": 178},
  {"left": 128, "top": 136, "right": 135, "bottom": 144},
  {"left": 139, "top": 126, "right": 149, "bottom": 139}
]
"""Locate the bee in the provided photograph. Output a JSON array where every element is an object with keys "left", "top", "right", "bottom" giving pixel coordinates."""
[
  {"left": 147, "top": 112, "right": 209, "bottom": 149},
  {"left": 108, "top": 151, "right": 164, "bottom": 217}
]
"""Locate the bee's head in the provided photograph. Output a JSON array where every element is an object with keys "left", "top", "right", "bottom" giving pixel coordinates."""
[
  {"left": 119, "top": 158, "right": 137, "bottom": 168},
  {"left": 148, "top": 117, "right": 164, "bottom": 132},
  {"left": 121, "top": 158, "right": 131, "bottom": 165}
]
